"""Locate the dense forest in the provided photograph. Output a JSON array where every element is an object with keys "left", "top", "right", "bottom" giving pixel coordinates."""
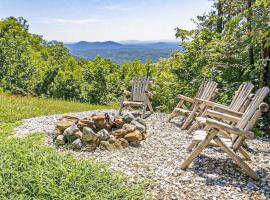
[{"left": 0, "top": 0, "right": 269, "bottom": 134}]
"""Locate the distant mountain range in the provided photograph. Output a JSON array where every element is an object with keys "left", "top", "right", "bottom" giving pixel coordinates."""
[{"left": 64, "top": 41, "right": 182, "bottom": 63}]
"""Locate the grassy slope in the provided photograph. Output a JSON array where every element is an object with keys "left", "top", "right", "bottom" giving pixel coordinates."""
[
  {"left": 0, "top": 94, "right": 109, "bottom": 123},
  {"left": 0, "top": 94, "right": 145, "bottom": 199}
]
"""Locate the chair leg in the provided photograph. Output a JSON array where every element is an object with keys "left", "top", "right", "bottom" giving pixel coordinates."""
[
  {"left": 147, "top": 99, "right": 154, "bottom": 113},
  {"left": 118, "top": 97, "right": 125, "bottom": 116},
  {"left": 213, "top": 137, "right": 259, "bottom": 180},
  {"left": 239, "top": 146, "right": 251, "bottom": 161},
  {"left": 181, "top": 104, "right": 200, "bottom": 130},
  {"left": 186, "top": 121, "right": 199, "bottom": 135},
  {"left": 187, "top": 141, "right": 199, "bottom": 151},
  {"left": 180, "top": 132, "right": 216, "bottom": 170},
  {"left": 141, "top": 101, "right": 147, "bottom": 119}
]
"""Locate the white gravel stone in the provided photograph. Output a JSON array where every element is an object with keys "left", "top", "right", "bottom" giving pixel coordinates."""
[{"left": 14, "top": 110, "right": 270, "bottom": 200}]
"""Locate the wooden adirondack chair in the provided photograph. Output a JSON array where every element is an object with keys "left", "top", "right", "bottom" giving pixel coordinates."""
[
  {"left": 118, "top": 77, "right": 154, "bottom": 118},
  {"left": 168, "top": 79, "right": 218, "bottom": 130},
  {"left": 187, "top": 82, "right": 255, "bottom": 134},
  {"left": 180, "top": 87, "right": 270, "bottom": 180}
]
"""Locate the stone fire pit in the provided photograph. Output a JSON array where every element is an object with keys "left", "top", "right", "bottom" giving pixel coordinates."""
[{"left": 53, "top": 112, "right": 147, "bottom": 151}]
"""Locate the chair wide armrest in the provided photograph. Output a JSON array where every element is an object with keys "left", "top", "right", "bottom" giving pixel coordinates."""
[
  {"left": 212, "top": 106, "right": 243, "bottom": 118},
  {"left": 196, "top": 117, "right": 254, "bottom": 139},
  {"left": 194, "top": 98, "right": 227, "bottom": 109},
  {"left": 204, "top": 109, "right": 241, "bottom": 123},
  {"left": 177, "top": 95, "right": 193, "bottom": 103}
]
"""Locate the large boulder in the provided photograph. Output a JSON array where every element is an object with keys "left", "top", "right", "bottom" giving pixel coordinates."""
[
  {"left": 82, "top": 127, "right": 98, "bottom": 142},
  {"left": 114, "top": 117, "right": 125, "bottom": 128},
  {"left": 112, "top": 128, "right": 127, "bottom": 138},
  {"left": 122, "top": 113, "right": 135, "bottom": 123},
  {"left": 92, "top": 114, "right": 106, "bottom": 129},
  {"left": 97, "top": 129, "right": 110, "bottom": 141},
  {"left": 108, "top": 137, "right": 123, "bottom": 150},
  {"left": 131, "top": 120, "right": 146, "bottom": 133},
  {"left": 122, "top": 124, "right": 136, "bottom": 133},
  {"left": 124, "top": 130, "right": 143, "bottom": 142},
  {"left": 72, "top": 138, "right": 82, "bottom": 149},
  {"left": 105, "top": 113, "right": 115, "bottom": 127},
  {"left": 100, "top": 141, "right": 115, "bottom": 151},
  {"left": 119, "top": 138, "right": 129, "bottom": 148},
  {"left": 56, "top": 117, "right": 77, "bottom": 132},
  {"left": 74, "top": 130, "right": 83, "bottom": 139},
  {"left": 134, "top": 117, "right": 146, "bottom": 127},
  {"left": 55, "top": 135, "right": 66, "bottom": 145},
  {"left": 83, "top": 139, "right": 99, "bottom": 151},
  {"left": 77, "top": 118, "right": 95, "bottom": 131},
  {"left": 63, "top": 123, "right": 79, "bottom": 143},
  {"left": 63, "top": 123, "right": 79, "bottom": 136}
]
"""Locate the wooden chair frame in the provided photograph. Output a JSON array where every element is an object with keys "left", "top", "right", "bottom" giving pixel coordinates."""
[
  {"left": 187, "top": 82, "right": 255, "bottom": 134},
  {"left": 118, "top": 77, "right": 154, "bottom": 118},
  {"left": 168, "top": 79, "right": 218, "bottom": 130},
  {"left": 180, "top": 87, "right": 270, "bottom": 180}
]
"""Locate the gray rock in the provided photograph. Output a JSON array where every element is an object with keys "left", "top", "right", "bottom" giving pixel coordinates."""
[
  {"left": 122, "top": 113, "right": 135, "bottom": 123},
  {"left": 105, "top": 113, "right": 115, "bottom": 126},
  {"left": 55, "top": 135, "right": 65, "bottom": 145},
  {"left": 135, "top": 117, "right": 146, "bottom": 127},
  {"left": 72, "top": 138, "right": 82, "bottom": 149},
  {"left": 100, "top": 141, "right": 115, "bottom": 151},
  {"left": 122, "top": 123, "right": 136, "bottom": 132},
  {"left": 131, "top": 120, "right": 146, "bottom": 133},
  {"left": 82, "top": 127, "right": 98, "bottom": 141},
  {"left": 97, "top": 129, "right": 110, "bottom": 140},
  {"left": 63, "top": 123, "right": 79, "bottom": 136}
]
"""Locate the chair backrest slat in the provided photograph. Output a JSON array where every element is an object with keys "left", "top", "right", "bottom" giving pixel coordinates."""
[
  {"left": 193, "top": 79, "right": 217, "bottom": 110},
  {"left": 229, "top": 82, "right": 254, "bottom": 111},
  {"left": 131, "top": 76, "right": 150, "bottom": 102},
  {"left": 193, "top": 79, "right": 218, "bottom": 105},
  {"left": 237, "top": 87, "right": 269, "bottom": 130},
  {"left": 232, "top": 87, "right": 269, "bottom": 149}
]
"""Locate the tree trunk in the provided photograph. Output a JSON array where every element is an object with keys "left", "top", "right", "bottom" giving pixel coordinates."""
[
  {"left": 247, "top": 0, "right": 255, "bottom": 66},
  {"left": 216, "top": 0, "right": 223, "bottom": 33},
  {"left": 259, "top": 40, "right": 270, "bottom": 88}
]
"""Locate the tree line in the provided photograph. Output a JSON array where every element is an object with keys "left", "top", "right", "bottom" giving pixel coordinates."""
[{"left": 0, "top": 0, "right": 269, "bottom": 134}]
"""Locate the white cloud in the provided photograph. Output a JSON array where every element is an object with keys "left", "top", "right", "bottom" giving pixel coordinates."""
[
  {"left": 102, "top": 5, "right": 130, "bottom": 11},
  {"left": 41, "top": 18, "right": 105, "bottom": 25}
]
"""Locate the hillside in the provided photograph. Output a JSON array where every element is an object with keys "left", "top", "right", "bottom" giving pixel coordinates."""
[{"left": 65, "top": 41, "right": 182, "bottom": 63}]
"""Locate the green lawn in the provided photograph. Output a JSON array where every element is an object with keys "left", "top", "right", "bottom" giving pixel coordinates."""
[
  {"left": 0, "top": 94, "right": 145, "bottom": 199},
  {"left": 0, "top": 94, "right": 109, "bottom": 123}
]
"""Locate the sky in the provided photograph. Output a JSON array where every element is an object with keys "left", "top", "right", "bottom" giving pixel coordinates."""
[{"left": 0, "top": 0, "right": 212, "bottom": 42}]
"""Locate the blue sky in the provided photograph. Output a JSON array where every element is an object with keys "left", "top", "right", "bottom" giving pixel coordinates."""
[{"left": 0, "top": 0, "right": 212, "bottom": 42}]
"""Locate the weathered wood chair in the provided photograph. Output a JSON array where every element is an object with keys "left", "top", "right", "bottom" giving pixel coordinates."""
[
  {"left": 180, "top": 87, "right": 270, "bottom": 180},
  {"left": 168, "top": 79, "right": 218, "bottom": 130},
  {"left": 118, "top": 77, "right": 153, "bottom": 118},
  {"left": 187, "top": 82, "right": 255, "bottom": 135}
]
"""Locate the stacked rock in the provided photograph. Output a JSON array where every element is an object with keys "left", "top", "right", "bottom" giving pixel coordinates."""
[{"left": 54, "top": 112, "right": 147, "bottom": 151}]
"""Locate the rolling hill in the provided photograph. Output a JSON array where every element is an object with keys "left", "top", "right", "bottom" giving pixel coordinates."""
[{"left": 65, "top": 41, "right": 182, "bottom": 63}]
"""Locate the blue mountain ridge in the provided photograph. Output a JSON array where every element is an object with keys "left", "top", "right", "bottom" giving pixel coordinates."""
[{"left": 64, "top": 41, "right": 182, "bottom": 63}]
